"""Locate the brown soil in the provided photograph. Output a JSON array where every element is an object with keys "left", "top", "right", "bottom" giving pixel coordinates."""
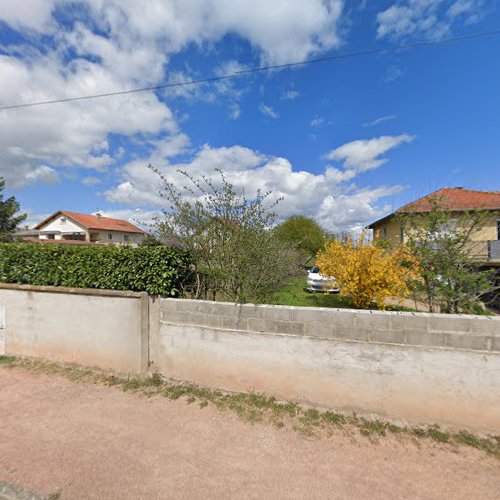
[{"left": 1, "top": 367, "right": 499, "bottom": 500}]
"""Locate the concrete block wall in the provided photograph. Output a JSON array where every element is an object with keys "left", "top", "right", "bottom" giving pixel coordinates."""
[
  {"left": 154, "top": 298, "right": 500, "bottom": 433},
  {"left": 159, "top": 299, "right": 499, "bottom": 352}
]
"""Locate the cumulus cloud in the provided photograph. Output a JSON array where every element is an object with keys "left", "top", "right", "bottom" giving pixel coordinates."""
[
  {"left": 324, "top": 134, "right": 414, "bottom": 173},
  {"left": 377, "top": 0, "right": 484, "bottom": 40},
  {"left": 104, "top": 142, "right": 406, "bottom": 232},
  {"left": 259, "top": 103, "right": 279, "bottom": 119},
  {"left": 0, "top": 0, "right": 345, "bottom": 188}
]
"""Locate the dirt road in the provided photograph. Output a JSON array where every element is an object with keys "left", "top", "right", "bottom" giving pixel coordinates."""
[{"left": 1, "top": 366, "right": 499, "bottom": 499}]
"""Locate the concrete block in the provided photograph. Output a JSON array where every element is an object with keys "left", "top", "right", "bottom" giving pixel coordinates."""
[
  {"left": 405, "top": 330, "right": 447, "bottom": 348},
  {"left": 271, "top": 320, "right": 304, "bottom": 336},
  {"left": 335, "top": 326, "right": 369, "bottom": 342},
  {"left": 294, "top": 308, "right": 329, "bottom": 324},
  {"left": 160, "top": 299, "right": 179, "bottom": 313},
  {"left": 492, "top": 336, "right": 500, "bottom": 352},
  {"left": 304, "top": 322, "right": 336, "bottom": 339},
  {"left": 370, "top": 329, "right": 405, "bottom": 345},
  {"left": 470, "top": 317, "right": 500, "bottom": 335},
  {"left": 246, "top": 317, "right": 269, "bottom": 333},
  {"left": 221, "top": 315, "right": 244, "bottom": 330},
  {"left": 428, "top": 315, "right": 471, "bottom": 333},
  {"left": 391, "top": 313, "right": 429, "bottom": 331},
  {"left": 197, "top": 302, "right": 215, "bottom": 315},
  {"left": 446, "top": 334, "right": 489, "bottom": 351},
  {"left": 213, "top": 302, "right": 240, "bottom": 318},
  {"left": 261, "top": 306, "right": 295, "bottom": 322},
  {"left": 327, "top": 311, "right": 356, "bottom": 327},
  {"left": 176, "top": 300, "right": 200, "bottom": 313},
  {"left": 237, "top": 304, "right": 264, "bottom": 320},
  {"left": 356, "top": 311, "right": 391, "bottom": 330},
  {"left": 160, "top": 310, "right": 190, "bottom": 324}
]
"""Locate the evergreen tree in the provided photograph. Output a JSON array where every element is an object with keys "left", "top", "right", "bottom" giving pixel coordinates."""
[{"left": 0, "top": 177, "right": 26, "bottom": 242}]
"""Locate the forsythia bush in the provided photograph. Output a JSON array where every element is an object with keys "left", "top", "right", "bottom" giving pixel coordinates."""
[{"left": 316, "top": 233, "right": 421, "bottom": 309}]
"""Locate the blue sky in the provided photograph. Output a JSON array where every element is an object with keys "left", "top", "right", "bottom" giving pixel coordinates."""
[{"left": 0, "top": 0, "right": 499, "bottom": 231}]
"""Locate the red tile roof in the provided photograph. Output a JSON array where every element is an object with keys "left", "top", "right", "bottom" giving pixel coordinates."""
[
  {"left": 35, "top": 211, "right": 145, "bottom": 234},
  {"left": 368, "top": 188, "right": 500, "bottom": 228},
  {"left": 399, "top": 188, "right": 500, "bottom": 213}
]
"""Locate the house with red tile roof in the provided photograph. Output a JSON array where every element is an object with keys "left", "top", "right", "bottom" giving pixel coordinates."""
[
  {"left": 368, "top": 188, "right": 500, "bottom": 266},
  {"left": 18, "top": 210, "right": 145, "bottom": 245}
]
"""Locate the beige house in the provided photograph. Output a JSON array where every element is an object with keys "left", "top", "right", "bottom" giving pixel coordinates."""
[
  {"left": 19, "top": 210, "right": 145, "bottom": 245},
  {"left": 368, "top": 188, "right": 500, "bottom": 266}
]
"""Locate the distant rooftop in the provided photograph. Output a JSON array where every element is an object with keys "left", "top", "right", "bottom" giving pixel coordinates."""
[
  {"left": 368, "top": 187, "right": 500, "bottom": 228},
  {"left": 34, "top": 210, "right": 145, "bottom": 234}
]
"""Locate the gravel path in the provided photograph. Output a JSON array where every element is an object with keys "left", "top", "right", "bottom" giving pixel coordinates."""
[{"left": 1, "top": 367, "right": 499, "bottom": 500}]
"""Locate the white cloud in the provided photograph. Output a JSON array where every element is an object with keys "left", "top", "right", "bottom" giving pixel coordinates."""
[
  {"left": 281, "top": 90, "right": 300, "bottom": 100},
  {"left": 104, "top": 143, "right": 406, "bottom": 232},
  {"left": 324, "top": 134, "right": 414, "bottom": 173},
  {"left": 377, "top": 0, "right": 483, "bottom": 40},
  {"left": 310, "top": 117, "right": 325, "bottom": 127},
  {"left": 259, "top": 103, "right": 279, "bottom": 119},
  {"left": 363, "top": 115, "right": 396, "bottom": 127},
  {"left": 0, "top": 0, "right": 346, "bottom": 188},
  {"left": 82, "top": 176, "right": 102, "bottom": 187},
  {"left": 24, "top": 165, "right": 60, "bottom": 186}
]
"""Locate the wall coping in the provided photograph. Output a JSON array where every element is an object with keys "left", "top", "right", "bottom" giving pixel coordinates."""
[
  {"left": 0, "top": 282, "right": 145, "bottom": 299},
  {"left": 161, "top": 297, "right": 500, "bottom": 322}
]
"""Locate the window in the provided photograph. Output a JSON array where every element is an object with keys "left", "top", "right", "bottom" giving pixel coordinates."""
[
  {"left": 382, "top": 227, "right": 387, "bottom": 239},
  {"left": 47, "top": 234, "right": 55, "bottom": 240},
  {"left": 497, "top": 220, "right": 500, "bottom": 240},
  {"left": 108, "top": 233, "right": 113, "bottom": 240},
  {"left": 60, "top": 217, "right": 66, "bottom": 224},
  {"left": 124, "top": 234, "right": 130, "bottom": 242}
]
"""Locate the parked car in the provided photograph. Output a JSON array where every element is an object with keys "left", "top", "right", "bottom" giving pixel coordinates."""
[{"left": 306, "top": 265, "right": 339, "bottom": 293}]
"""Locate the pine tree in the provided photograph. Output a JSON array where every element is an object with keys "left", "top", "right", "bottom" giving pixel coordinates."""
[{"left": 0, "top": 177, "right": 27, "bottom": 242}]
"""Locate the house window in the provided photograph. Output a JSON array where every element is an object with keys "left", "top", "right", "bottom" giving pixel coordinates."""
[
  {"left": 108, "top": 233, "right": 113, "bottom": 240},
  {"left": 60, "top": 217, "right": 66, "bottom": 224},
  {"left": 124, "top": 234, "right": 130, "bottom": 242},
  {"left": 47, "top": 234, "right": 55, "bottom": 240},
  {"left": 497, "top": 220, "right": 500, "bottom": 240},
  {"left": 382, "top": 227, "right": 387, "bottom": 239}
]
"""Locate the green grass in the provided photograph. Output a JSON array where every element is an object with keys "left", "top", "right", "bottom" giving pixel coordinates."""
[
  {"left": 270, "top": 277, "right": 414, "bottom": 311},
  {"left": 271, "top": 277, "right": 353, "bottom": 309}
]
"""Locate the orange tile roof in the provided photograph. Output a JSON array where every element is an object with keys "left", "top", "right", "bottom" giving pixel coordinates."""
[
  {"left": 398, "top": 188, "right": 500, "bottom": 213},
  {"left": 368, "top": 187, "right": 500, "bottom": 228},
  {"left": 35, "top": 211, "right": 145, "bottom": 234}
]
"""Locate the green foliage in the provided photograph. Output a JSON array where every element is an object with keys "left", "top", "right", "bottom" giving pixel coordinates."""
[
  {"left": 397, "top": 197, "right": 497, "bottom": 313},
  {"left": 274, "top": 215, "right": 326, "bottom": 260},
  {"left": 150, "top": 167, "right": 302, "bottom": 303},
  {"left": 0, "top": 243, "right": 190, "bottom": 295},
  {"left": 0, "top": 177, "right": 27, "bottom": 242},
  {"left": 140, "top": 233, "right": 163, "bottom": 247}
]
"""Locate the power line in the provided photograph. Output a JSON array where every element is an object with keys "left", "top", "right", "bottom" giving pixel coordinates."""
[{"left": 1, "top": 28, "right": 499, "bottom": 112}]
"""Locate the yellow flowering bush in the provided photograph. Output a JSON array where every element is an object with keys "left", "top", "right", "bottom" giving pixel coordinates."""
[{"left": 316, "top": 233, "right": 421, "bottom": 309}]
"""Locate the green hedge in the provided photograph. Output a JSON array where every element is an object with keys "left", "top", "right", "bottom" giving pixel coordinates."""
[{"left": 0, "top": 243, "right": 191, "bottom": 296}]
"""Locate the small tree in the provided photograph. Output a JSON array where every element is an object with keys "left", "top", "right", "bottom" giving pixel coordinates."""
[
  {"left": 0, "top": 177, "right": 26, "bottom": 242},
  {"left": 398, "top": 198, "right": 497, "bottom": 313},
  {"left": 150, "top": 167, "right": 302, "bottom": 303},
  {"left": 274, "top": 215, "right": 326, "bottom": 263},
  {"left": 316, "top": 233, "right": 420, "bottom": 309}
]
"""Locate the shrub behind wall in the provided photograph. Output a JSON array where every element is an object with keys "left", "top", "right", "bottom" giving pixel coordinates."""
[{"left": 0, "top": 243, "right": 190, "bottom": 295}]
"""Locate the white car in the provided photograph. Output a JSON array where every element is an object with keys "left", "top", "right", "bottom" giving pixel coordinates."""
[{"left": 306, "top": 265, "right": 339, "bottom": 293}]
